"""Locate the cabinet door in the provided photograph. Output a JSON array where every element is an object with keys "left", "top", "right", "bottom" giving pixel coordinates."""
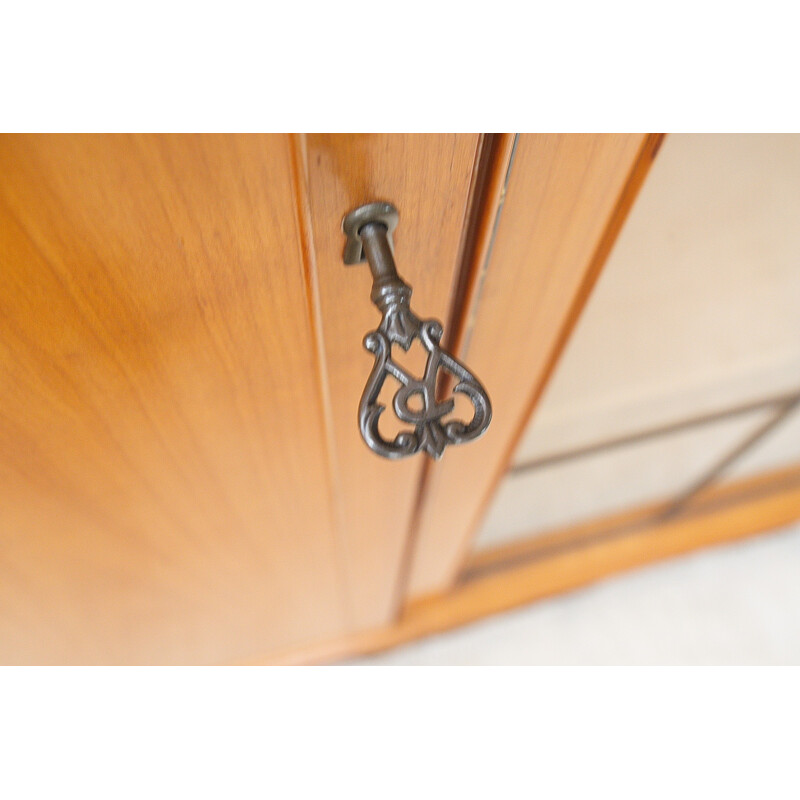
[
  {"left": 405, "top": 134, "right": 661, "bottom": 599},
  {"left": 391, "top": 134, "right": 800, "bottom": 656},
  {"left": 0, "top": 134, "right": 479, "bottom": 663}
]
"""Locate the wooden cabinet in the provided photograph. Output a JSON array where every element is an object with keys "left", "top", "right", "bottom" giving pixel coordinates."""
[
  {"left": 0, "top": 133, "right": 479, "bottom": 663},
  {"left": 1, "top": 133, "right": 797, "bottom": 664}
]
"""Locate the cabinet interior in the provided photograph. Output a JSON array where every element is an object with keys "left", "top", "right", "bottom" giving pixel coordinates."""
[{"left": 474, "top": 134, "right": 800, "bottom": 556}]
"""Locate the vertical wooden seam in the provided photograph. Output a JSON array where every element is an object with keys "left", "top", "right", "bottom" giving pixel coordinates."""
[
  {"left": 389, "top": 133, "right": 518, "bottom": 619},
  {"left": 440, "top": 133, "right": 489, "bottom": 357},
  {"left": 288, "top": 133, "right": 355, "bottom": 629},
  {"left": 436, "top": 133, "right": 666, "bottom": 589},
  {"left": 455, "top": 133, "right": 519, "bottom": 361}
]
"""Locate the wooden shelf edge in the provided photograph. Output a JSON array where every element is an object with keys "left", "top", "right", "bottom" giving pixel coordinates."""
[{"left": 248, "top": 463, "right": 800, "bottom": 665}]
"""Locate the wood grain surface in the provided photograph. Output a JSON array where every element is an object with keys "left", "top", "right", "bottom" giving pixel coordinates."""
[
  {"left": 403, "top": 133, "right": 663, "bottom": 598},
  {"left": 298, "top": 134, "right": 480, "bottom": 627},
  {"left": 0, "top": 133, "right": 481, "bottom": 662},
  {"left": 0, "top": 134, "right": 350, "bottom": 663}
]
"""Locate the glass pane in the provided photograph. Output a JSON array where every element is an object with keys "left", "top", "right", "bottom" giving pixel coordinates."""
[
  {"left": 476, "top": 408, "right": 772, "bottom": 549},
  {"left": 515, "top": 133, "right": 800, "bottom": 467},
  {"left": 475, "top": 134, "right": 800, "bottom": 553}
]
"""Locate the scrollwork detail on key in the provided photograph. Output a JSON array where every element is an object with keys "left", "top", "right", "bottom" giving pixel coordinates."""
[{"left": 343, "top": 202, "right": 492, "bottom": 460}]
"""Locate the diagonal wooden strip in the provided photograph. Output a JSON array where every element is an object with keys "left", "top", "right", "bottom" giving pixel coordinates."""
[{"left": 405, "top": 133, "right": 664, "bottom": 598}]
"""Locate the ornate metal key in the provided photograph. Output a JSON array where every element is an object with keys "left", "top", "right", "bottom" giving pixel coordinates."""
[{"left": 342, "top": 202, "right": 492, "bottom": 460}]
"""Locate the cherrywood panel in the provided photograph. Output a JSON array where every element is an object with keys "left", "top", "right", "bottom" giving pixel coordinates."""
[
  {"left": 405, "top": 133, "right": 663, "bottom": 598},
  {"left": 299, "top": 134, "right": 481, "bottom": 627},
  {"left": 0, "top": 134, "right": 348, "bottom": 663}
]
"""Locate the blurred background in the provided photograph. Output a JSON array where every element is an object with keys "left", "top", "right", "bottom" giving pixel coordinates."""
[{"left": 351, "top": 521, "right": 800, "bottom": 664}]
